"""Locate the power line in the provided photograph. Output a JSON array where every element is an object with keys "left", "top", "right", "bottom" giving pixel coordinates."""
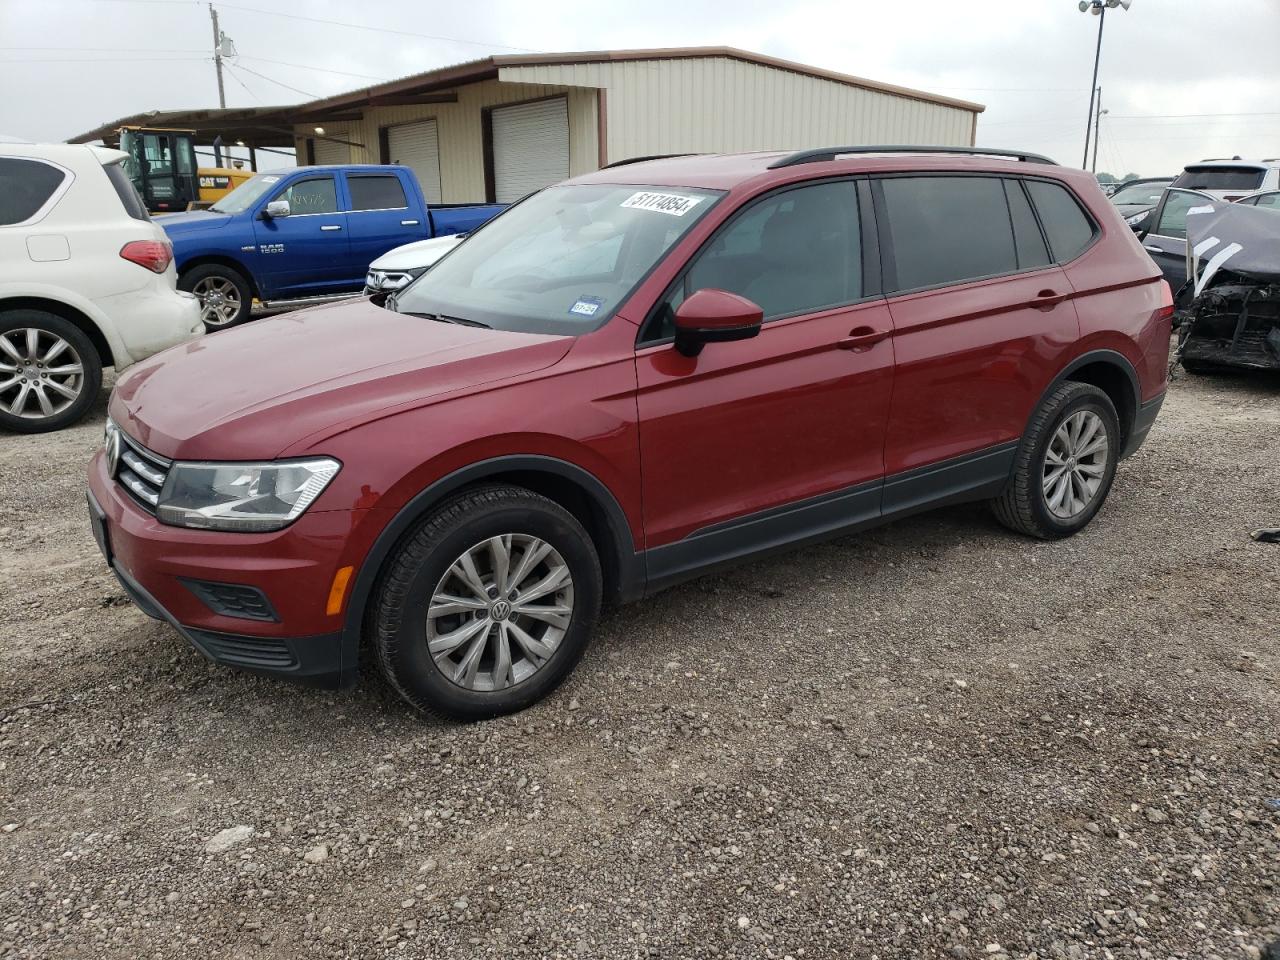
[
  {"left": 212, "top": 2, "right": 540, "bottom": 53},
  {"left": 0, "top": 56, "right": 209, "bottom": 63},
  {"left": 0, "top": 45, "right": 206, "bottom": 53},
  {"left": 236, "top": 55, "right": 390, "bottom": 83},
  {"left": 227, "top": 61, "right": 316, "bottom": 99}
]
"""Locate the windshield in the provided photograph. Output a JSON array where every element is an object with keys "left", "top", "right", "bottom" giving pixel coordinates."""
[
  {"left": 1172, "top": 166, "right": 1265, "bottom": 192},
  {"left": 392, "top": 183, "right": 723, "bottom": 335},
  {"left": 209, "top": 172, "right": 286, "bottom": 214},
  {"left": 1110, "top": 180, "right": 1170, "bottom": 206}
]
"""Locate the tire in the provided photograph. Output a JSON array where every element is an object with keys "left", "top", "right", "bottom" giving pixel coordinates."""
[
  {"left": 373, "top": 484, "right": 602, "bottom": 721},
  {"left": 178, "top": 263, "right": 253, "bottom": 330},
  {"left": 991, "top": 381, "right": 1120, "bottom": 540},
  {"left": 0, "top": 310, "right": 102, "bottom": 434}
]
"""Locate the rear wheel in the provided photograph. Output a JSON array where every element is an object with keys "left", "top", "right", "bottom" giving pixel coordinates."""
[
  {"left": 179, "top": 264, "right": 253, "bottom": 329},
  {"left": 0, "top": 310, "right": 101, "bottom": 434},
  {"left": 992, "top": 381, "right": 1120, "bottom": 539},
  {"left": 373, "top": 484, "right": 602, "bottom": 720}
]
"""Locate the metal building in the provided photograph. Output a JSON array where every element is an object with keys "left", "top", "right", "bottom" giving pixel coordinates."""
[{"left": 291, "top": 47, "right": 984, "bottom": 203}]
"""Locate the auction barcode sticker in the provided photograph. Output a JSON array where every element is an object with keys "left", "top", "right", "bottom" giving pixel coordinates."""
[{"left": 621, "top": 191, "right": 704, "bottom": 217}]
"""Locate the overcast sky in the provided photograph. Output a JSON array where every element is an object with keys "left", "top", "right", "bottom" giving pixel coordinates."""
[{"left": 2, "top": 0, "right": 1278, "bottom": 179}]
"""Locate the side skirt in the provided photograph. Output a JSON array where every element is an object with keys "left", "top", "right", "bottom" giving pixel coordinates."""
[{"left": 643, "top": 442, "right": 1018, "bottom": 595}]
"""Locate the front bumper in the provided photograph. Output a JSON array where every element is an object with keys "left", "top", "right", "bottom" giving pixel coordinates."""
[{"left": 87, "top": 451, "right": 360, "bottom": 689}]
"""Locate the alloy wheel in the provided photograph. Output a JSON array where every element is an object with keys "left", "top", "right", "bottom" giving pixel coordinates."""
[
  {"left": 1042, "top": 409, "right": 1109, "bottom": 520},
  {"left": 0, "top": 328, "right": 85, "bottom": 420},
  {"left": 426, "top": 534, "right": 574, "bottom": 692},
  {"left": 192, "top": 275, "right": 242, "bottom": 326}
]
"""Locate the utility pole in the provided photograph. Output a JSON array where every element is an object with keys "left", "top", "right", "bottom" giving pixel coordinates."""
[
  {"left": 210, "top": 4, "right": 226, "bottom": 109},
  {"left": 1091, "top": 88, "right": 1103, "bottom": 173}
]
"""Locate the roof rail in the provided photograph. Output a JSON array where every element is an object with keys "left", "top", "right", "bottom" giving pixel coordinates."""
[
  {"left": 767, "top": 145, "right": 1058, "bottom": 169},
  {"left": 602, "top": 153, "right": 700, "bottom": 169}
]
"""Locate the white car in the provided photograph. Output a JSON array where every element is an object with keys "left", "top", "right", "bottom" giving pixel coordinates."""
[
  {"left": 0, "top": 143, "right": 203, "bottom": 433},
  {"left": 363, "top": 233, "right": 466, "bottom": 295},
  {"left": 1170, "top": 158, "right": 1280, "bottom": 203}
]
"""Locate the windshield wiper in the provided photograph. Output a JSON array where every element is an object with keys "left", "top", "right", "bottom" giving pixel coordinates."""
[{"left": 400, "top": 311, "right": 490, "bottom": 329}]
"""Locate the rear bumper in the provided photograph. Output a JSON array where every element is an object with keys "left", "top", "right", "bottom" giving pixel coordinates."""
[
  {"left": 1122, "top": 390, "right": 1165, "bottom": 459},
  {"left": 102, "top": 284, "right": 203, "bottom": 369}
]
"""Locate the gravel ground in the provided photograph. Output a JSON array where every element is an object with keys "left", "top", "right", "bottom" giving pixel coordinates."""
[{"left": 2, "top": 362, "right": 1278, "bottom": 960}]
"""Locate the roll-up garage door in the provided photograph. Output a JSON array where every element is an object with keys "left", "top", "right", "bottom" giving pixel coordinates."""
[
  {"left": 386, "top": 120, "right": 442, "bottom": 204},
  {"left": 312, "top": 136, "right": 350, "bottom": 166},
  {"left": 490, "top": 97, "right": 569, "bottom": 203}
]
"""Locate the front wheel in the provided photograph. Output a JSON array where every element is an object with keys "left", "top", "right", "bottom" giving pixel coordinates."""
[
  {"left": 373, "top": 485, "right": 602, "bottom": 720},
  {"left": 991, "top": 381, "right": 1120, "bottom": 539},
  {"left": 0, "top": 310, "right": 102, "bottom": 434},
  {"left": 179, "top": 264, "right": 253, "bottom": 330}
]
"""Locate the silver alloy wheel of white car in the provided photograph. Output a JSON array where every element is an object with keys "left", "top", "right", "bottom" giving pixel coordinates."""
[
  {"left": 426, "top": 534, "right": 574, "bottom": 692},
  {"left": 1042, "top": 409, "right": 1109, "bottom": 520},
  {"left": 0, "top": 327, "right": 85, "bottom": 420},
  {"left": 191, "top": 275, "right": 242, "bottom": 327}
]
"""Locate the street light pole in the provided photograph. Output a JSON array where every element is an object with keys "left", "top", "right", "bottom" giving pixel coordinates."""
[
  {"left": 1082, "top": 6, "right": 1105, "bottom": 168},
  {"left": 1091, "top": 90, "right": 1107, "bottom": 173}
]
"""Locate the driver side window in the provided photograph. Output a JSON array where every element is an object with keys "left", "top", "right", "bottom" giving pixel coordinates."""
[
  {"left": 275, "top": 176, "right": 338, "bottom": 215},
  {"left": 643, "top": 180, "right": 861, "bottom": 342}
]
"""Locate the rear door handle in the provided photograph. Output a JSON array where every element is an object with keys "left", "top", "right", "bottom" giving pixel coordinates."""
[
  {"left": 1031, "top": 289, "right": 1067, "bottom": 310},
  {"left": 837, "top": 325, "right": 891, "bottom": 351},
  {"left": 320, "top": 224, "right": 343, "bottom": 232}
]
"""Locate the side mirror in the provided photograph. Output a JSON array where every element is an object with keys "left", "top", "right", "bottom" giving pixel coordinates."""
[
  {"left": 673, "top": 289, "right": 763, "bottom": 357},
  {"left": 264, "top": 200, "right": 290, "bottom": 219}
]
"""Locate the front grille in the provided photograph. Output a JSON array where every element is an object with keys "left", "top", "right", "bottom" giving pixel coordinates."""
[
  {"left": 181, "top": 579, "right": 279, "bottom": 622},
  {"left": 112, "top": 429, "right": 171, "bottom": 513}
]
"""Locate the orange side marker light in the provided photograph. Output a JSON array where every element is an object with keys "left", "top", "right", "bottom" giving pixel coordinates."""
[{"left": 326, "top": 565, "right": 355, "bottom": 616}]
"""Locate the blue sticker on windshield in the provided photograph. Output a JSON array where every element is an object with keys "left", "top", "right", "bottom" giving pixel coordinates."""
[{"left": 569, "top": 296, "right": 604, "bottom": 317}]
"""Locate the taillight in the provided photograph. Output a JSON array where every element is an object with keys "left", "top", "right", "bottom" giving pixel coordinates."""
[
  {"left": 120, "top": 240, "right": 172, "bottom": 274},
  {"left": 1155, "top": 279, "right": 1175, "bottom": 324}
]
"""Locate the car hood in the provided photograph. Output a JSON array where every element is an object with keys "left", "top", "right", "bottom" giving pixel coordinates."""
[
  {"left": 109, "top": 298, "right": 573, "bottom": 461},
  {"left": 155, "top": 210, "right": 235, "bottom": 237},
  {"left": 370, "top": 234, "right": 465, "bottom": 272}
]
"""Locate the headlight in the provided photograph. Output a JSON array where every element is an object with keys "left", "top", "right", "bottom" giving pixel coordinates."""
[{"left": 157, "top": 458, "right": 341, "bottom": 532}]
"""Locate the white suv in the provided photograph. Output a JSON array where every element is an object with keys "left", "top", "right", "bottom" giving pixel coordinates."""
[
  {"left": 0, "top": 143, "right": 203, "bottom": 433},
  {"left": 1170, "top": 158, "right": 1280, "bottom": 203}
]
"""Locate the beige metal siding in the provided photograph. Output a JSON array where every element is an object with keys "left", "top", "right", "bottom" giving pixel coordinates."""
[
  {"left": 500, "top": 57, "right": 975, "bottom": 163},
  {"left": 294, "top": 79, "right": 597, "bottom": 203}
]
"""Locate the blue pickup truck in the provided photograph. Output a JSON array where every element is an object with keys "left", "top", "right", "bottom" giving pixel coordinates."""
[{"left": 157, "top": 164, "right": 504, "bottom": 328}]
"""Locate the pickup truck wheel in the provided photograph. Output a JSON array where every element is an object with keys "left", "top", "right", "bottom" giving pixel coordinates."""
[
  {"left": 991, "top": 381, "right": 1119, "bottom": 540},
  {"left": 0, "top": 311, "right": 101, "bottom": 434},
  {"left": 179, "top": 264, "right": 252, "bottom": 329},
  {"left": 373, "top": 484, "right": 602, "bottom": 721}
]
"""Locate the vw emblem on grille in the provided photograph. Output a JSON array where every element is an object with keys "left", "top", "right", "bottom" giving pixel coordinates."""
[
  {"left": 106, "top": 428, "right": 122, "bottom": 477},
  {"left": 490, "top": 599, "right": 512, "bottom": 621}
]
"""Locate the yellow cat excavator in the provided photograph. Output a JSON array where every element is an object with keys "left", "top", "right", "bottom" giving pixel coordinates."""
[{"left": 117, "top": 126, "right": 253, "bottom": 213}]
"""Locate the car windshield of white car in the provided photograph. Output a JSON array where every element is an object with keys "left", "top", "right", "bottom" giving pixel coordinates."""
[{"left": 391, "top": 183, "right": 724, "bottom": 336}]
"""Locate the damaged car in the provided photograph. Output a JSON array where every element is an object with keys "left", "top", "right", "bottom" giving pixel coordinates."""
[{"left": 1174, "top": 198, "right": 1280, "bottom": 374}]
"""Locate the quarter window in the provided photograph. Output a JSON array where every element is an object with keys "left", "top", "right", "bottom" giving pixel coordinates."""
[
  {"left": 348, "top": 174, "right": 408, "bottom": 211},
  {"left": 1004, "top": 180, "right": 1051, "bottom": 270},
  {"left": 275, "top": 176, "right": 338, "bottom": 215},
  {"left": 1025, "top": 181, "right": 1096, "bottom": 261},
  {"left": 880, "top": 176, "right": 1018, "bottom": 290},
  {"left": 0, "top": 157, "right": 69, "bottom": 225}
]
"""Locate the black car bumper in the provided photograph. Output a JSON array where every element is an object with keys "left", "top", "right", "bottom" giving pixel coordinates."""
[{"left": 1121, "top": 391, "right": 1165, "bottom": 459}]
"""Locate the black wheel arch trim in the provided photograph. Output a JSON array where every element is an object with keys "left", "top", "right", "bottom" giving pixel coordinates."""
[
  {"left": 340, "top": 455, "right": 643, "bottom": 656},
  {"left": 1041, "top": 348, "right": 1141, "bottom": 437}
]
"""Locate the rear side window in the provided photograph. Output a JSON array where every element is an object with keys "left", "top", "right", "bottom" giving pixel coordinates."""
[
  {"left": 1025, "top": 181, "right": 1096, "bottom": 262},
  {"left": 348, "top": 174, "right": 408, "bottom": 211},
  {"left": 1172, "top": 166, "right": 1265, "bottom": 192},
  {"left": 0, "top": 157, "right": 69, "bottom": 225},
  {"left": 103, "top": 162, "right": 149, "bottom": 221},
  {"left": 880, "top": 176, "right": 1018, "bottom": 290}
]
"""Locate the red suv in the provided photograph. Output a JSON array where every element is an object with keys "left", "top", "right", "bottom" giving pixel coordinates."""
[{"left": 87, "top": 147, "right": 1173, "bottom": 719}]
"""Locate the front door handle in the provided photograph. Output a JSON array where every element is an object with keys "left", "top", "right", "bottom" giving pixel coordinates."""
[
  {"left": 320, "top": 224, "right": 343, "bottom": 232},
  {"left": 1143, "top": 244, "right": 1162, "bottom": 254},
  {"left": 1031, "top": 289, "right": 1067, "bottom": 310},
  {"left": 837, "top": 325, "right": 891, "bottom": 351},
  {"left": 401, "top": 219, "right": 420, "bottom": 226}
]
